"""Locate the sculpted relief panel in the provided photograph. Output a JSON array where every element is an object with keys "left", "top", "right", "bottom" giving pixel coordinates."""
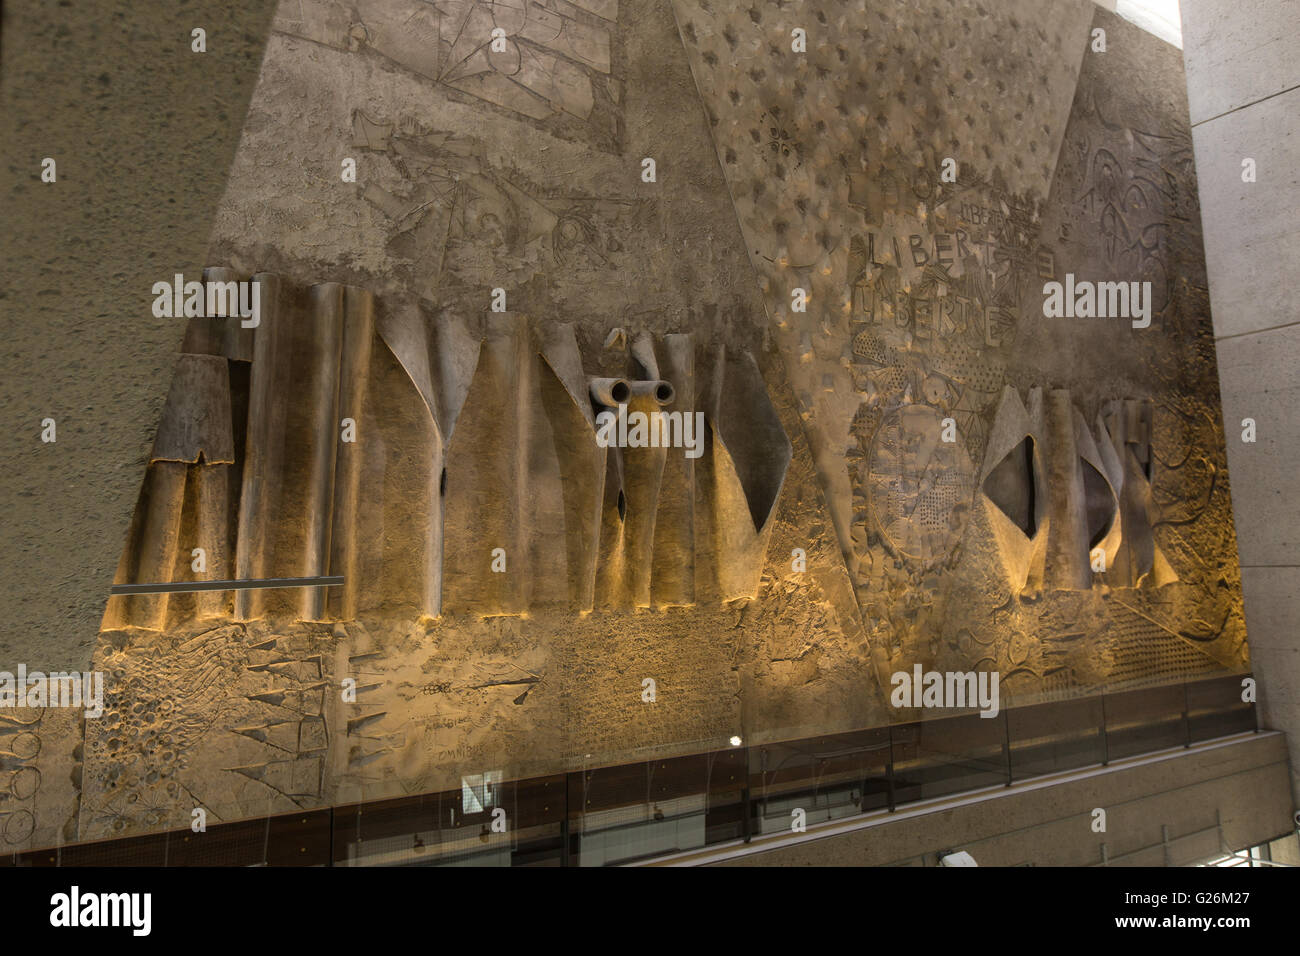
[
  {"left": 274, "top": 0, "right": 625, "bottom": 151},
  {"left": 672, "top": 1, "right": 1245, "bottom": 703},
  {"left": 7, "top": 0, "right": 1248, "bottom": 848}
]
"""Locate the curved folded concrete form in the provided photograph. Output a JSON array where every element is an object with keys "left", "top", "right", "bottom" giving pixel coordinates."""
[
  {"left": 651, "top": 333, "right": 696, "bottom": 608},
  {"left": 103, "top": 274, "right": 795, "bottom": 627},
  {"left": 376, "top": 304, "right": 481, "bottom": 619},
  {"left": 978, "top": 387, "right": 1174, "bottom": 595},
  {"left": 540, "top": 324, "right": 607, "bottom": 612},
  {"left": 103, "top": 352, "right": 236, "bottom": 631},
  {"left": 979, "top": 385, "right": 1046, "bottom": 595},
  {"left": 106, "top": 272, "right": 377, "bottom": 630},
  {"left": 232, "top": 272, "right": 290, "bottom": 622},
  {"left": 1095, "top": 399, "right": 1178, "bottom": 589},
  {"left": 702, "top": 346, "right": 794, "bottom": 602}
]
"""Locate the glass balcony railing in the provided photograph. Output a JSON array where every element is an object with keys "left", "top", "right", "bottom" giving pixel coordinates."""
[{"left": 3, "top": 672, "right": 1258, "bottom": 868}]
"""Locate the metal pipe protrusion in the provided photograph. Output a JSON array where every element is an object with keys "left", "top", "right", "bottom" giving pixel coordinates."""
[
  {"left": 588, "top": 377, "right": 631, "bottom": 407},
  {"left": 630, "top": 379, "right": 675, "bottom": 406}
]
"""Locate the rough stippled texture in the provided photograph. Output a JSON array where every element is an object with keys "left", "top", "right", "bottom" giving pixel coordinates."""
[
  {"left": 0, "top": 2, "right": 280, "bottom": 671},
  {"left": 3, "top": 0, "right": 1254, "bottom": 853}
]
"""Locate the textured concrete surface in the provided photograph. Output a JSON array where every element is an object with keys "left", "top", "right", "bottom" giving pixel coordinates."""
[
  {"left": 1181, "top": 0, "right": 1300, "bottom": 809},
  {"left": 1, "top": 0, "right": 1281, "bottom": 858},
  {"left": 669, "top": 0, "right": 1094, "bottom": 573},
  {"left": 1271, "top": 830, "right": 1300, "bottom": 864},
  {"left": 1192, "top": 88, "right": 1300, "bottom": 339},
  {"left": 31, "top": 0, "right": 1254, "bottom": 850},
  {"left": 1239, "top": 566, "right": 1300, "bottom": 800},
  {"left": 1216, "top": 324, "right": 1300, "bottom": 566},
  {"left": 51, "top": 0, "right": 875, "bottom": 845},
  {"left": 0, "top": 0, "right": 280, "bottom": 670},
  {"left": 1182, "top": 0, "right": 1300, "bottom": 124},
  {"left": 665, "top": 1, "right": 1246, "bottom": 712}
]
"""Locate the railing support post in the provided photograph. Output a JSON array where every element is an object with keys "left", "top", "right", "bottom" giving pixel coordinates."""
[
  {"left": 886, "top": 724, "right": 897, "bottom": 813},
  {"left": 1003, "top": 706, "right": 1013, "bottom": 786},
  {"left": 1100, "top": 692, "right": 1110, "bottom": 766},
  {"left": 741, "top": 746, "right": 752, "bottom": 844}
]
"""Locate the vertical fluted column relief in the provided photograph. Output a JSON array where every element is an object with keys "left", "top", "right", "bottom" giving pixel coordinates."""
[
  {"left": 622, "top": 332, "right": 671, "bottom": 607},
  {"left": 442, "top": 314, "right": 530, "bottom": 615},
  {"left": 377, "top": 305, "right": 480, "bottom": 618},
  {"left": 593, "top": 377, "right": 631, "bottom": 609},
  {"left": 101, "top": 462, "right": 188, "bottom": 630},
  {"left": 429, "top": 314, "right": 480, "bottom": 616},
  {"left": 1098, "top": 399, "right": 1166, "bottom": 587},
  {"left": 300, "top": 284, "right": 346, "bottom": 621},
  {"left": 234, "top": 273, "right": 291, "bottom": 620},
  {"left": 217, "top": 267, "right": 257, "bottom": 363},
  {"left": 380, "top": 304, "right": 446, "bottom": 617},
  {"left": 539, "top": 323, "right": 606, "bottom": 612},
  {"left": 149, "top": 354, "right": 236, "bottom": 468},
  {"left": 184, "top": 351, "right": 235, "bottom": 621},
  {"left": 1075, "top": 406, "right": 1121, "bottom": 576},
  {"left": 175, "top": 267, "right": 257, "bottom": 363},
  {"left": 1044, "top": 389, "right": 1090, "bottom": 590},
  {"left": 103, "top": 352, "right": 235, "bottom": 630},
  {"left": 519, "top": 325, "right": 575, "bottom": 609},
  {"left": 193, "top": 463, "right": 231, "bottom": 619},
  {"left": 328, "top": 287, "right": 376, "bottom": 621},
  {"left": 111, "top": 292, "right": 802, "bottom": 626},
  {"left": 651, "top": 333, "right": 696, "bottom": 607},
  {"left": 134, "top": 463, "right": 189, "bottom": 630}
]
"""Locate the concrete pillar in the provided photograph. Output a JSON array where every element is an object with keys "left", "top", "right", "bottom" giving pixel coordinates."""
[{"left": 1180, "top": 0, "right": 1300, "bottom": 807}]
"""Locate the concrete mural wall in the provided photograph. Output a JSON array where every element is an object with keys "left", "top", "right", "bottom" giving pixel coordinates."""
[{"left": 2, "top": 0, "right": 1251, "bottom": 851}]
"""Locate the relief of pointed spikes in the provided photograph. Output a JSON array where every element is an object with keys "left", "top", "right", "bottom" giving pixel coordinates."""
[
  {"left": 232, "top": 720, "right": 307, "bottom": 755},
  {"left": 227, "top": 757, "right": 324, "bottom": 802},
  {"left": 245, "top": 654, "right": 323, "bottom": 678},
  {"left": 346, "top": 712, "right": 389, "bottom": 737}
]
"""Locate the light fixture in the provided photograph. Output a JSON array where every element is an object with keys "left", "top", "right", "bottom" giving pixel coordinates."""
[{"left": 729, "top": 735, "right": 742, "bottom": 747}]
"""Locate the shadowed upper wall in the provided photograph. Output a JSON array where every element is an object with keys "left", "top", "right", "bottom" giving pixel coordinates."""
[{"left": 0, "top": 0, "right": 282, "bottom": 669}]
